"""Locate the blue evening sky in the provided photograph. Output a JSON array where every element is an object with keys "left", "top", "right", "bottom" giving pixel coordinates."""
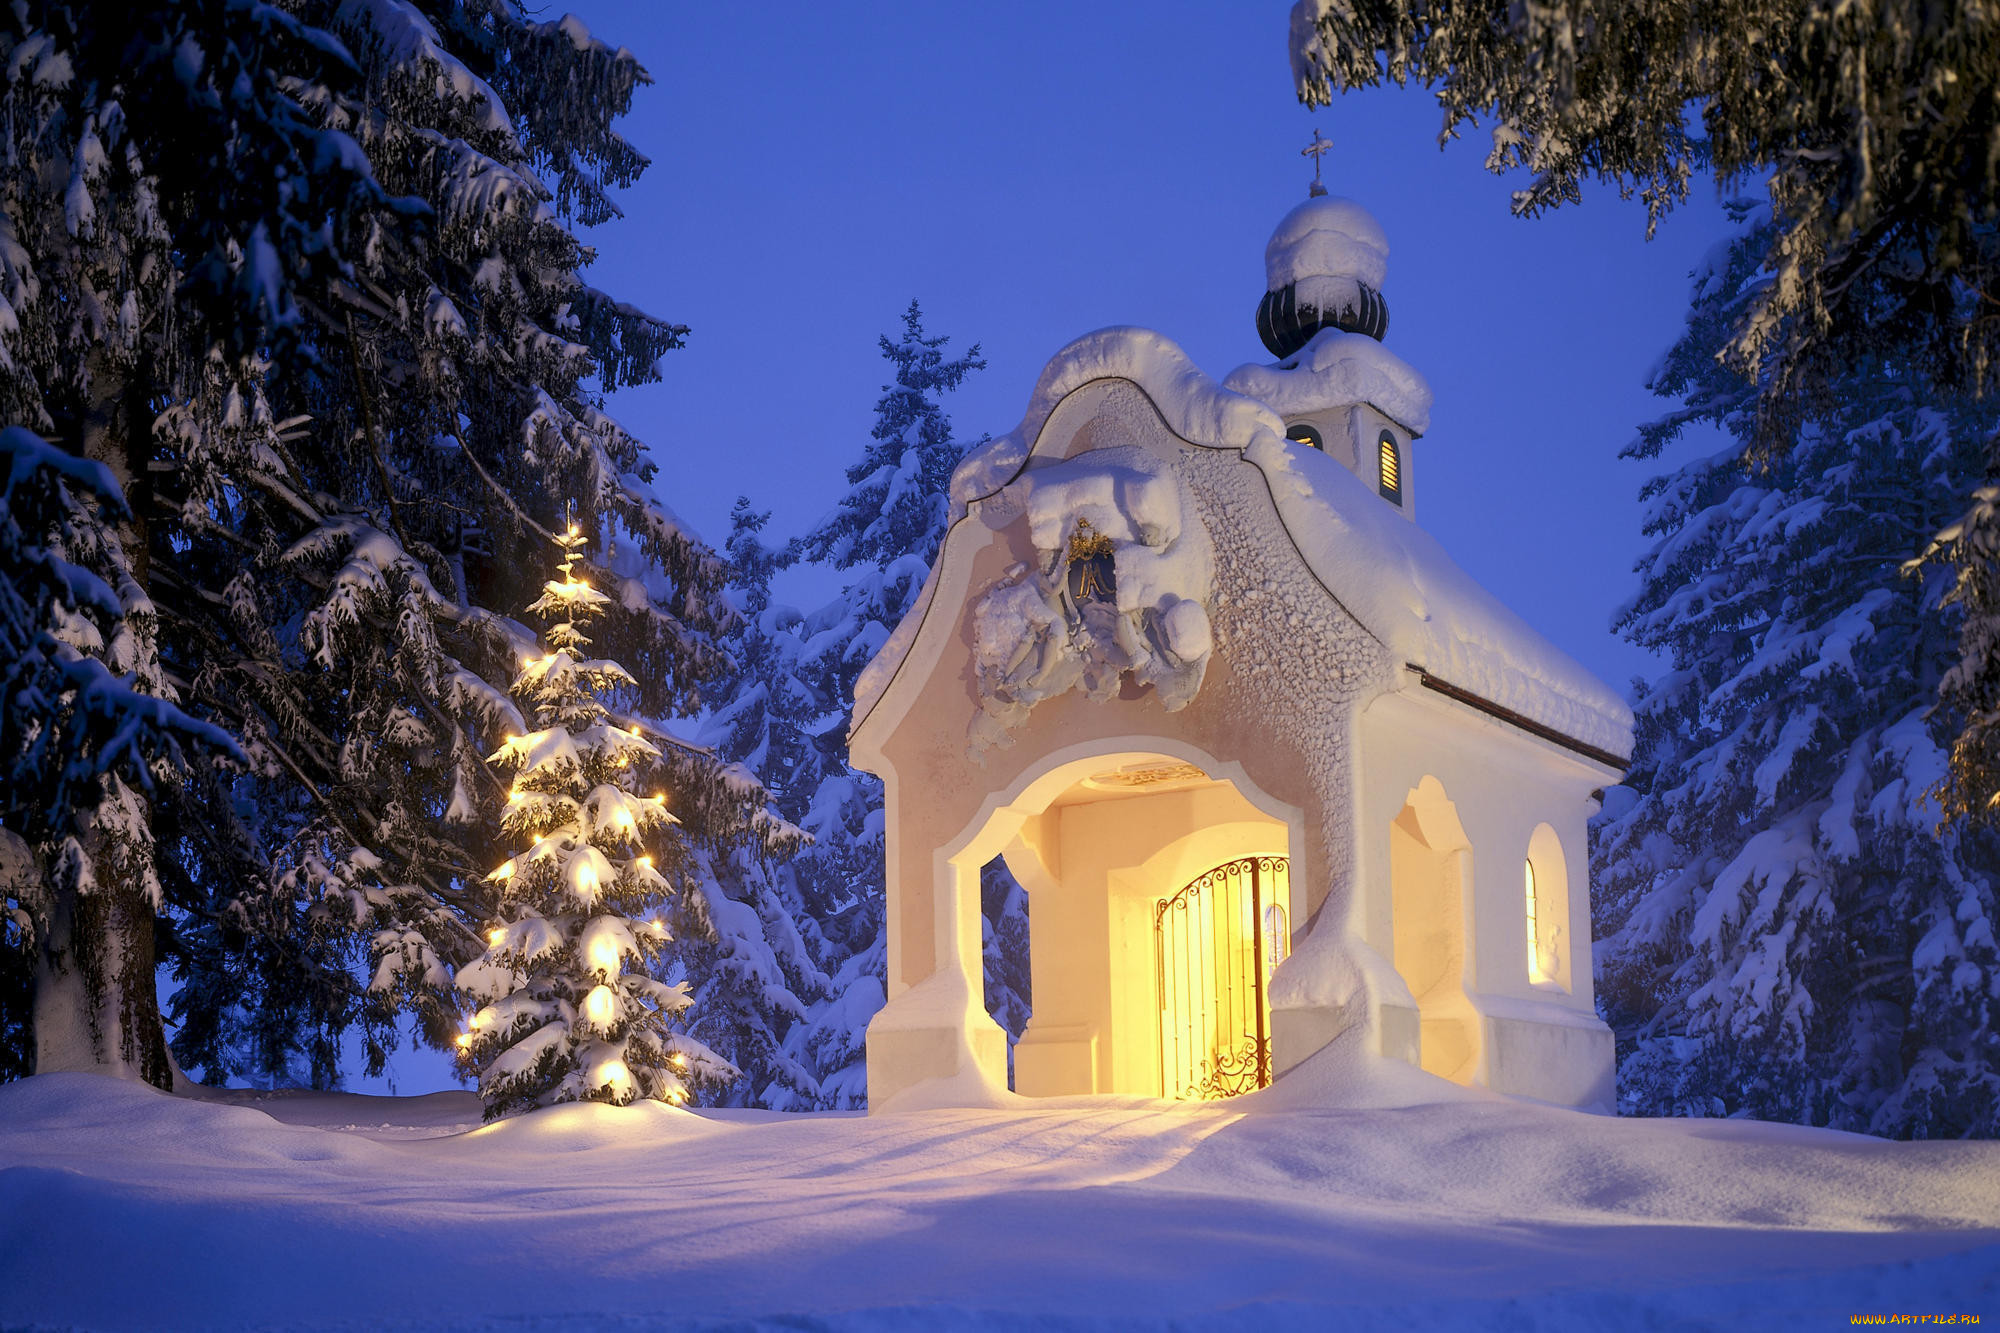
[{"left": 560, "top": 0, "right": 1736, "bottom": 697}]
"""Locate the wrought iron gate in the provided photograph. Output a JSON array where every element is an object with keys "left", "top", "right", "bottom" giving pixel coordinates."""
[{"left": 1155, "top": 856, "right": 1290, "bottom": 1100}]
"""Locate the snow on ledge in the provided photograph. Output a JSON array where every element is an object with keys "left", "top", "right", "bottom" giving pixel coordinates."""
[
  {"left": 1223, "top": 327, "right": 1434, "bottom": 436},
  {"left": 859, "top": 326, "right": 1279, "bottom": 730}
]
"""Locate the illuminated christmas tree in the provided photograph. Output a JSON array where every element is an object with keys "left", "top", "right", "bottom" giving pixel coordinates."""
[{"left": 455, "top": 521, "right": 733, "bottom": 1118}]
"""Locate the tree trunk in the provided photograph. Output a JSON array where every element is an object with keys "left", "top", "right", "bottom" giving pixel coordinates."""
[
  {"left": 25, "top": 361, "right": 175, "bottom": 1089},
  {"left": 29, "top": 784, "right": 173, "bottom": 1088}
]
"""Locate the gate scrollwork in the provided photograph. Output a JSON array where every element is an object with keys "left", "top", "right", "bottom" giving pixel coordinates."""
[{"left": 1155, "top": 856, "right": 1288, "bottom": 1100}]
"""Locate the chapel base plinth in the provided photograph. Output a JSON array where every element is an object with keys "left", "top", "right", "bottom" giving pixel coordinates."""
[
  {"left": 864, "top": 978, "right": 1008, "bottom": 1109},
  {"left": 1476, "top": 996, "right": 1616, "bottom": 1111}
]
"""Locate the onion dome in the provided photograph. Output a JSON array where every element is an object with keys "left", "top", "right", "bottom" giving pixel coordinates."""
[{"left": 1255, "top": 195, "right": 1390, "bottom": 357}]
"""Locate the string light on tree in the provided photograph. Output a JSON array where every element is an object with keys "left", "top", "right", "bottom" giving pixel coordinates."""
[{"left": 452, "top": 514, "right": 736, "bottom": 1118}]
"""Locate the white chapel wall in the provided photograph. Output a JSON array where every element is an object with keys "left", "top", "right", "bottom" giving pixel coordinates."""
[{"left": 1355, "top": 684, "right": 1616, "bottom": 1107}]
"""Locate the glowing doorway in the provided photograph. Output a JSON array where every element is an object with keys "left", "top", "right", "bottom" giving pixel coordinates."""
[{"left": 1154, "top": 856, "right": 1291, "bottom": 1099}]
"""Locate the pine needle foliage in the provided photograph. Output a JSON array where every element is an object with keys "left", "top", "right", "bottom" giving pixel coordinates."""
[
  {"left": 1596, "top": 220, "right": 2000, "bottom": 1137},
  {"left": 455, "top": 522, "right": 733, "bottom": 1119}
]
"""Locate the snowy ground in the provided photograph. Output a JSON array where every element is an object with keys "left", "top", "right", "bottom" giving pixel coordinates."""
[{"left": 2, "top": 1046, "right": 1997, "bottom": 1332}]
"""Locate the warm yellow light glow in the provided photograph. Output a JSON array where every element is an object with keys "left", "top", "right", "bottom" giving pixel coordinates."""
[
  {"left": 667, "top": 1090, "right": 684, "bottom": 1105},
  {"left": 595, "top": 1057, "right": 631, "bottom": 1089},
  {"left": 505, "top": 734, "right": 521, "bottom": 747},
  {"left": 1525, "top": 859, "right": 1543, "bottom": 984},
  {"left": 455, "top": 1032, "right": 473, "bottom": 1049},
  {"left": 488, "top": 861, "right": 514, "bottom": 881},
  {"left": 587, "top": 933, "right": 621, "bottom": 977},
  {"left": 488, "top": 927, "right": 505, "bottom": 947},
  {"left": 637, "top": 855, "right": 653, "bottom": 869},
  {"left": 615, "top": 808, "right": 634, "bottom": 828},
  {"left": 508, "top": 789, "right": 524, "bottom": 804},
  {"left": 568, "top": 523, "right": 579, "bottom": 537},
  {"left": 583, "top": 984, "right": 616, "bottom": 1027},
  {"left": 669, "top": 1052, "right": 688, "bottom": 1069},
  {"left": 651, "top": 792, "right": 666, "bottom": 805},
  {"left": 1378, "top": 431, "right": 1402, "bottom": 503}
]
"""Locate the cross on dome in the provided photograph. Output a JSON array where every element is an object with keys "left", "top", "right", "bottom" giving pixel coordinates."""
[{"left": 1301, "top": 128, "right": 1332, "bottom": 198}]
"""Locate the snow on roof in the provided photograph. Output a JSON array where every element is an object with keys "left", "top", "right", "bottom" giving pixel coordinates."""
[
  {"left": 1024, "top": 447, "right": 1183, "bottom": 549},
  {"left": 1223, "top": 327, "right": 1434, "bottom": 436},
  {"left": 949, "top": 327, "right": 1283, "bottom": 515},
  {"left": 875, "top": 326, "right": 1631, "bottom": 760},
  {"left": 1265, "top": 195, "right": 1389, "bottom": 292},
  {"left": 1245, "top": 431, "right": 1633, "bottom": 759}
]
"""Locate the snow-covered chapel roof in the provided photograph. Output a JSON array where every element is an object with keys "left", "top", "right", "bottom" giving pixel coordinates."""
[
  {"left": 1243, "top": 430, "right": 1632, "bottom": 759},
  {"left": 869, "top": 327, "right": 1631, "bottom": 762}
]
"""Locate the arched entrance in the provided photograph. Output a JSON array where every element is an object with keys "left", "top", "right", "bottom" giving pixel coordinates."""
[{"left": 955, "top": 744, "right": 1300, "bottom": 1100}]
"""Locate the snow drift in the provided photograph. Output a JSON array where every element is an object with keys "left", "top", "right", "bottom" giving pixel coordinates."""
[{"left": 1, "top": 1071, "right": 1996, "bottom": 1331}]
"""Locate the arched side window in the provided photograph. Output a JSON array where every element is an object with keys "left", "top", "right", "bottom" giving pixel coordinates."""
[
  {"left": 1286, "top": 421, "right": 1323, "bottom": 451},
  {"left": 1377, "top": 429, "right": 1402, "bottom": 505},
  {"left": 1523, "top": 824, "right": 1571, "bottom": 991},
  {"left": 1523, "top": 859, "right": 1542, "bottom": 984}
]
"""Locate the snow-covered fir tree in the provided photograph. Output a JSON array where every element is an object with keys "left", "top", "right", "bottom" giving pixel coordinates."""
[
  {"left": 752, "top": 302, "right": 1031, "bottom": 1105},
  {"left": 1921, "top": 471, "right": 2000, "bottom": 829},
  {"left": 0, "top": 427, "right": 235, "bottom": 1084},
  {"left": 169, "top": 5, "right": 775, "bottom": 1085},
  {"left": 0, "top": 1, "right": 783, "bottom": 1089},
  {"left": 676, "top": 501, "right": 822, "bottom": 1108},
  {"left": 455, "top": 521, "right": 732, "bottom": 1118},
  {"left": 797, "top": 301, "right": 984, "bottom": 572},
  {"left": 1594, "top": 218, "right": 2000, "bottom": 1138},
  {"left": 0, "top": 2, "right": 393, "bottom": 1086},
  {"left": 160, "top": 1, "right": 752, "bottom": 1084}
]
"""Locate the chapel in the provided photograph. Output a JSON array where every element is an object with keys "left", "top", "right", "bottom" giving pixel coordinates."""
[{"left": 849, "top": 182, "right": 1630, "bottom": 1111}]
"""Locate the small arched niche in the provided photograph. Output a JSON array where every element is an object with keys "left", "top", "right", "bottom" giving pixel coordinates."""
[
  {"left": 1524, "top": 822, "right": 1572, "bottom": 993},
  {"left": 1389, "top": 776, "right": 1481, "bottom": 1084}
]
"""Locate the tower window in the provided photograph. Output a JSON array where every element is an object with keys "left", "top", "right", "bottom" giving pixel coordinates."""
[
  {"left": 1377, "top": 430, "right": 1402, "bottom": 505},
  {"left": 1286, "top": 422, "right": 1323, "bottom": 451}
]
